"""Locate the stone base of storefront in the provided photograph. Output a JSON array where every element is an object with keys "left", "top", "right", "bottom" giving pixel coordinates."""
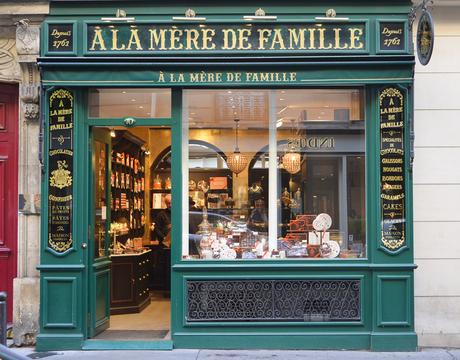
[
  {"left": 418, "top": 334, "right": 460, "bottom": 348},
  {"left": 12, "top": 277, "right": 40, "bottom": 346}
]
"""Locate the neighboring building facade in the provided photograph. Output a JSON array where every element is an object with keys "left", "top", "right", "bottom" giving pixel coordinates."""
[
  {"left": 0, "top": 1, "right": 49, "bottom": 346},
  {"left": 413, "top": 0, "right": 460, "bottom": 348}
]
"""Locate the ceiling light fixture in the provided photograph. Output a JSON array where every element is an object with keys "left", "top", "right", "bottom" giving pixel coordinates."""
[
  {"left": 226, "top": 118, "right": 249, "bottom": 177},
  {"left": 315, "top": 8, "right": 349, "bottom": 21},
  {"left": 173, "top": 8, "right": 207, "bottom": 21},
  {"left": 244, "top": 8, "right": 277, "bottom": 21},
  {"left": 101, "top": 9, "right": 135, "bottom": 22},
  {"left": 282, "top": 119, "right": 302, "bottom": 175}
]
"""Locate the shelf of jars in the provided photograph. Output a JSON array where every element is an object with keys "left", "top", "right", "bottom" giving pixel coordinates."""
[{"left": 110, "top": 141, "right": 146, "bottom": 242}]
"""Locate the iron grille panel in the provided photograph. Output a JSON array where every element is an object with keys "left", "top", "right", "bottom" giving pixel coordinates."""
[{"left": 186, "top": 279, "right": 360, "bottom": 322}]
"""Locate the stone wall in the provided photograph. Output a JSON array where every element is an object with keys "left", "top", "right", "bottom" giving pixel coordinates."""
[
  {"left": 0, "top": 1, "right": 49, "bottom": 346},
  {"left": 413, "top": 3, "right": 460, "bottom": 348}
]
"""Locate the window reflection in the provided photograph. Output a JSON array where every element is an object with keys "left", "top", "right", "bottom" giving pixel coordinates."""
[
  {"left": 183, "top": 89, "right": 365, "bottom": 260},
  {"left": 88, "top": 88, "right": 171, "bottom": 118}
]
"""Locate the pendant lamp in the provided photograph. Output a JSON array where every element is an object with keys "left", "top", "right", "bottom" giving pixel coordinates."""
[
  {"left": 282, "top": 151, "right": 301, "bottom": 174},
  {"left": 282, "top": 119, "right": 302, "bottom": 174},
  {"left": 226, "top": 118, "right": 248, "bottom": 176}
]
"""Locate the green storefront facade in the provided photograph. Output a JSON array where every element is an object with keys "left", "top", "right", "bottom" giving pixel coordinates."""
[{"left": 37, "top": 0, "right": 417, "bottom": 352}]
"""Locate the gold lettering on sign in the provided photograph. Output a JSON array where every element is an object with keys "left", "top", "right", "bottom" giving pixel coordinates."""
[
  {"left": 288, "top": 29, "right": 306, "bottom": 50},
  {"left": 202, "top": 29, "right": 216, "bottom": 50},
  {"left": 184, "top": 29, "right": 200, "bottom": 50},
  {"left": 149, "top": 29, "right": 167, "bottom": 50},
  {"left": 257, "top": 29, "right": 271, "bottom": 50},
  {"left": 90, "top": 28, "right": 106, "bottom": 51},
  {"left": 87, "top": 24, "right": 368, "bottom": 52},
  {"left": 270, "top": 29, "right": 285, "bottom": 50},
  {"left": 111, "top": 29, "right": 125, "bottom": 50},
  {"left": 382, "top": 27, "right": 403, "bottom": 48},
  {"left": 318, "top": 28, "right": 333, "bottom": 49},
  {"left": 50, "top": 28, "right": 71, "bottom": 49},
  {"left": 237, "top": 29, "right": 251, "bottom": 50},
  {"left": 349, "top": 28, "right": 364, "bottom": 49},
  {"left": 51, "top": 29, "right": 71, "bottom": 38},
  {"left": 307, "top": 28, "right": 316, "bottom": 49},
  {"left": 170, "top": 29, "right": 183, "bottom": 50},
  {"left": 333, "top": 28, "right": 348, "bottom": 49},
  {"left": 127, "top": 29, "right": 143, "bottom": 50},
  {"left": 222, "top": 29, "right": 236, "bottom": 49}
]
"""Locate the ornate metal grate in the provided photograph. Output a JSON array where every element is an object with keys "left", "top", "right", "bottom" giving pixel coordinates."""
[{"left": 187, "top": 279, "right": 360, "bottom": 322}]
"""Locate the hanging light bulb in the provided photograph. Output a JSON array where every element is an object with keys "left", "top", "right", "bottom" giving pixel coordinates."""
[
  {"left": 282, "top": 119, "right": 302, "bottom": 174},
  {"left": 226, "top": 118, "right": 249, "bottom": 177},
  {"left": 110, "top": 129, "right": 116, "bottom": 138}
]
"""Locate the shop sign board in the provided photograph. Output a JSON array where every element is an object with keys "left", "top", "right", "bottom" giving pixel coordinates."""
[
  {"left": 48, "top": 24, "right": 74, "bottom": 52},
  {"left": 379, "top": 87, "right": 406, "bottom": 253},
  {"left": 47, "top": 88, "right": 74, "bottom": 254},
  {"left": 378, "top": 22, "right": 406, "bottom": 52},
  {"left": 416, "top": 11, "right": 434, "bottom": 65},
  {"left": 84, "top": 22, "right": 367, "bottom": 54},
  {"left": 42, "top": 68, "right": 414, "bottom": 87}
]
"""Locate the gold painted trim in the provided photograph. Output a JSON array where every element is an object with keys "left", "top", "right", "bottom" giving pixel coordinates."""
[
  {"left": 42, "top": 77, "right": 413, "bottom": 84},
  {"left": 300, "top": 77, "right": 413, "bottom": 82}
]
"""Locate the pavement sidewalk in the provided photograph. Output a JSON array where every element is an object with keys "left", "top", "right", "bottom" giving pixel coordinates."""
[{"left": 4, "top": 348, "right": 460, "bottom": 360}]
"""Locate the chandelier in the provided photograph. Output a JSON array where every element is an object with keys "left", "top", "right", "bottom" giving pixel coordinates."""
[
  {"left": 282, "top": 119, "right": 302, "bottom": 174},
  {"left": 282, "top": 151, "right": 301, "bottom": 174},
  {"left": 226, "top": 118, "right": 248, "bottom": 176}
]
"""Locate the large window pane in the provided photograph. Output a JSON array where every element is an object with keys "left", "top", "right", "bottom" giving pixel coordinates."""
[
  {"left": 89, "top": 88, "right": 171, "bottom": 118},
  {"left": 183, "top": 90, "right": 270, "bottom": 260},
  {"left": 183, "top": 88, "right": 365, "bottom": 260}
]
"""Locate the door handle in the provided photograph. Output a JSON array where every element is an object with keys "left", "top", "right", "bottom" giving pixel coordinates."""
[{"left": 82, "top": 242, "right": 88, "bottom": 249}]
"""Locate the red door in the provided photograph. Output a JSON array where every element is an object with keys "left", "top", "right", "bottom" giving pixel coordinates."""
[{"left": 0, "top": 83, "right": 18, "bottom": 323}]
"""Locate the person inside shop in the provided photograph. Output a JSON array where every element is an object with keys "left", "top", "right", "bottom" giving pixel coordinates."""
[
  {"left": 152, "top": 194, "right": 171, "bottom": 248},
  {"left": 248, "top": 198, "right": 268, "bottom": 232}
]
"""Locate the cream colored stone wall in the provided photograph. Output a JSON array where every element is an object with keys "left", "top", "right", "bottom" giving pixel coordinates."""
[
  {"left": 413, "top": 4, "right": 460, "bottom": 348},
  {"left": 0, "top": 0, "right": 49, "bottom": 346}
]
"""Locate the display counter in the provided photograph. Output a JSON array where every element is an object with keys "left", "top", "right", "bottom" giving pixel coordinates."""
[{"left": 110, "top": 250, "right": 151, "bottom": 314}]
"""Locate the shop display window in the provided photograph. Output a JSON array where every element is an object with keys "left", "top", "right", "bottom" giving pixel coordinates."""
[
  {"left": 183, "top": 89, "right": 366, "bottom": 260},
  {"left": 88, "top": 88, "right": 171, "bottom": 118}
]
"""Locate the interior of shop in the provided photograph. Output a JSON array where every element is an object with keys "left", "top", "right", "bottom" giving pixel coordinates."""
[
  {"left": 92, "top": 124, "right": 172, "bottom": 340},
  {"left": 89, "top": 87, "right": 366, "bottom": 339}
]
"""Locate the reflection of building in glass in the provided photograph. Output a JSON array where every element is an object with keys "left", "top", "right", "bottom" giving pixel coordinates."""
[{"left": 182, "top": 89, "right": 366, "bottom": 260}]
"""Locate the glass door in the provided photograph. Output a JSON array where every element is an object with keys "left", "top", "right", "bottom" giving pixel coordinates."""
[{"left": 88, "top": 127, "right": 112, "bottom": 337}]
